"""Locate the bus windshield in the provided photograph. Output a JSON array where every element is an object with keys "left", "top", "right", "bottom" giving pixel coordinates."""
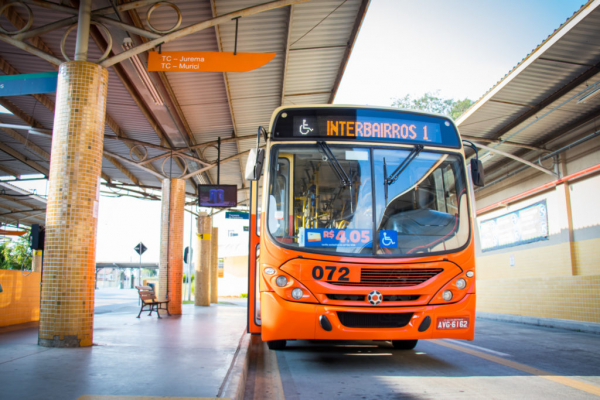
[{"left": 267, "top": 144, "right": 470, "bottom": 256}]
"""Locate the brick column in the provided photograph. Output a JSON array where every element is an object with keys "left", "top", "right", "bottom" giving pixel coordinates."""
[
  {"left": 158, "top": 178, "right": 186, "bottom": 315},
  {"left": 210, "top": 226, "right": 219, "bottom": 303},
  {"left": 195, "top": 212, "right": 211, "bottom": 306},
  {"left": 39, "top": 61, "right": 108, "bottom": 348}
]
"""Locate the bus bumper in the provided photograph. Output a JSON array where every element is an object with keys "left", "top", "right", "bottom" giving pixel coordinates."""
[{"left": 260, "top": 291, "right": 475, "bottom": 342}]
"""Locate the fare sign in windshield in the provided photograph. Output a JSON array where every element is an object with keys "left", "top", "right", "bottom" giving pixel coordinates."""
[{"left": 273, "top": 108, "right": 460, "bottom": 148}]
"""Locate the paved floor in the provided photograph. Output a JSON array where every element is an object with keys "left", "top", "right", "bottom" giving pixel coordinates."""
[
  {"left": 244, "top": 319, "right": 600, "bottom": 400},
  {"left": 0, "top": 289, "right": 247, "bottom": 400}
]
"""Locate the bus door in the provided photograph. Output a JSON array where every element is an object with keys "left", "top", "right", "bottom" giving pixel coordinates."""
[
  {"left": 248, "top": 153, "right": 292, "bottom": 334},
  {"left": 248, "top": 178, "right": 261, "bottom": 334}
]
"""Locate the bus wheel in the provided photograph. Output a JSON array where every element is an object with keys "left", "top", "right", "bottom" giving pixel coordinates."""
[
  {"left": 267, "top": 340, "right": 287, "bottom": 350},
  {"left": 391, "top": 340, "right": 418, "bottom": 350}
]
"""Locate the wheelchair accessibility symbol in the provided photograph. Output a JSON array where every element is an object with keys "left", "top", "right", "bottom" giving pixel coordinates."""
[
  {"left": 380, "top": 230, "right": 398, "bottom": 248},
  {"left": 299, "top": 119, "right": 314, "bottom": 135}
]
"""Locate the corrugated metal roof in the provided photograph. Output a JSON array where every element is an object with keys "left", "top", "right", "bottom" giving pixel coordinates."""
[
  {"left": 0, "top": 0, "right": 370, "bottom": 225},
  {"left": 457, "top": 0, "right": 600, "bottom": 184}
]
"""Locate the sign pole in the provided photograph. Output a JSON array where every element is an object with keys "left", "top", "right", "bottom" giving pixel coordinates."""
[{"left": 217, "top": 137, "right": 220, "bottom": 185}]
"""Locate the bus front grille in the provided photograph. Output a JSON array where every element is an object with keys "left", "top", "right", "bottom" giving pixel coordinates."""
[
  {"left": 328, "top": 268, "right": 443, "bottom": 287},
  {"left": 326, "top": 294, "right": 420, "bottom": 302},
  {"left": 337, "top": 312, "right": 413, "bottom": 328}
]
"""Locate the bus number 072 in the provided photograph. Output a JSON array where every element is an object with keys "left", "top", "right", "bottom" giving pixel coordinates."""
[{"left": 312, "top": 266, "right": 350, "bottom": 281}]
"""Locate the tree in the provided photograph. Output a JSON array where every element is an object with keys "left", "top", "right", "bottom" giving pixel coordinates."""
[
  {"left": 391, "top": 91, "right": 474, "bottom": 120},
  {"left": 0, "top": 237, "right": 32, "bottom": 270}
]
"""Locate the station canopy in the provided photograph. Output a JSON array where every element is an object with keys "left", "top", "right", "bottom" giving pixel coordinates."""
[
  {"left": 457, "top": 0, "right": 600, "bottom": 189},
  {"left": 0, "top": 0, "right": 370, "bottom": 226}
]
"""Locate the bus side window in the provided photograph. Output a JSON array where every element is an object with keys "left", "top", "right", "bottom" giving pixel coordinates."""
[
  {"left": 433, "top": 169, "right": 446, "bottom": 212},
  {"left": 256, "top": 175, "right": 263, "bottom": 236},
  {"left": 443, "top": 164, "right": 458, "bottom": 214},
  {"left": 270, "top": 158, "right": 290, "bottom": 239}
]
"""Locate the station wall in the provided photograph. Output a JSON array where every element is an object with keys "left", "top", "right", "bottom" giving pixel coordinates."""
[
  {"left": 0, "top": 270, "right": 41, "bottom": 327},
  {"left": 474, "top": 135, "right": 600, "bottom": 324}
]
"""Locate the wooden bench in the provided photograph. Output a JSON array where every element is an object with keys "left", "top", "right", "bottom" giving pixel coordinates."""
[{"left": 135, "top": 285, "right": 170, "bottom": 318}]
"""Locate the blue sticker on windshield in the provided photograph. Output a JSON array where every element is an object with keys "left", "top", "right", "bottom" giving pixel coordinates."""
[
  {"left": 380, "top": 230, "right": 398, "bottom": 248},
  {"left": 300, "top": 228, "right": 372, "bottom": 248}
]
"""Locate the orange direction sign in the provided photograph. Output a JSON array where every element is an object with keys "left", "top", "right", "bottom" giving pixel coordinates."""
[{"left": 147, "top": 51, "right": 276, "bottom": 72}]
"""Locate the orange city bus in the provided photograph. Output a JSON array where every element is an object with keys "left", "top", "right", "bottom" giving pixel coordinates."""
[{"left": 245, "top": 105, "right": 484, "bottom": 350}]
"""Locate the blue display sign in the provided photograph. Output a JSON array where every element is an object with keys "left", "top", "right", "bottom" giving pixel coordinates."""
[
  {"left": 226, "top": 212, "right": 249, "bottom": 220},
  {"left": 300, "top": 228, "right": 372, "bottom": 248},
  {"left": 479, "top": 200, "right": 549, "bottom": 252},
  {"left": 273, "top": 107, "right": 460, "bottom": 148},
  {"left": 379, "top": 230, "right": 398, "bottom": 248},
  {"left": 0, "top": 72, "right": 58, "bottom": 97}
]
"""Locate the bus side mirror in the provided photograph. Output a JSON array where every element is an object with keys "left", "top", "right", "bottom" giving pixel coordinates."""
[
  {"left": 470, "top": 158, "right": 485, "bottom": 187},
  {"left": 245, "top": 148, "right": 265, "bottom": 181}
]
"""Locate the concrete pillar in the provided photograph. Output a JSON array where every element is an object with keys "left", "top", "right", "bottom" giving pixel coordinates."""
[
  {"left": 158, "top": 178, "right": 186, "bottom": 315},
  {"left": 38, "top": 61, "right": 108, "bottom": 348},
  {"left": 210, "top": 226, "right": 218, "bottom": 303},
  {"left": 195, "top": 212, "right": 211, "bottom": 306},
  {"left": 31, "top": 250, "right": 42, "bottom": 272}
]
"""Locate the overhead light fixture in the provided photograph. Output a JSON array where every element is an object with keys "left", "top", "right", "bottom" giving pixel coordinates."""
[
  {"left": 122, "top": 38, "right": 164, "bottom": 106},
  {"left": 577, "top": 85, "right": 600, "bottom": 104}
]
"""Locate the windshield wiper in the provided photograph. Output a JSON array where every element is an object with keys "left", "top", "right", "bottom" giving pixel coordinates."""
[
  {"left": 318, "top": 141, "right": 351, "bottom": 187},
  {"left": 384, "top": 144, "right": 423, "bottom": 202}
]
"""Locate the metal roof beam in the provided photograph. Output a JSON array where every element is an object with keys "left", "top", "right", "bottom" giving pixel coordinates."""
[
  {"left": 122, "top": 6, "right": 208, "bottom": 187},
  {"left": 470, "top": 60, "right": 600, "bottom": 142},
  {"left": 473, "top": 142, "right": 557, "bottom": 177},
  {"left": 280, "top": 4, "right": 294, "bottom": 106},
  {"left": 328, "top": 0, "right": 370, "bottom": 103},
  {"left": 0, "top": 165, "right": 20, "bottom": 178},
  {"left": 103, "top": 151, "right": 166, "bottom": 180},
  {"left": 461, "top": 135, "right": 549, "bottom": 152},
  {"left": 210, "top": 0, "right": 250, "bottom": 189},
  {"left": 100, "top": 0, "right": 311, "bottom": 68},
  {"left": 483, "top": 107, "right": 600, "bottom": 180},
  {"left": 0, "top": 181, "right": 47, "bottom": 203},
  {"left": 0, "top": 91, "right": 113, "bottom": 182},
  {"left": 0, "top": 142, "right": 48, "bottom": 176},
  {"left": 182, "top": 147, "right": 264, "bottom": 180},
  {"left": 0, "top": 194, "right": 45, "bottom": 211},
  {"left": 72, "top": 9, "right": 165, "bottom": 185},
  {"left": 0, "top": 200, "right": 45, "bottom": 223},
  {"left": 0, "top": 9, "right": 148, "bottom": 186}
]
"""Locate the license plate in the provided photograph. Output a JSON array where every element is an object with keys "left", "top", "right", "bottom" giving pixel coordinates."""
[{"left": 436, "top": 317, "right": 470, "bottom": 330}]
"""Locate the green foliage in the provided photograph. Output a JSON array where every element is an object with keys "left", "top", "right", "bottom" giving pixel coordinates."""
[
  {"left": 240, "top": 293, "right": 248, "bottom": 298},
  {"left": 183, "top": 273, "right": 195, "bottom": 284},
  {"left": 0, "top": 237, "right": 32, "bottom": 270},
  {"left": 391, "top": 91, "right": 474, "bottom": 120}
]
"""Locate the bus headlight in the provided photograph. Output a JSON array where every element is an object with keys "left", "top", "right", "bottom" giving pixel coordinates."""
[
  {"left": 466, "top": 270, "right": 474, "bottom": 278},
  {"left": 456, "top": 278, "right": 466, "bottom": 289},
  {"left": 264, "top": 268, "right": 276, "bottom": 275},
  {"left": 291, "top": 288, "right": 303, "bottom": 299},
  {"left": 276, "top": 276, "right": 288, "bottom": 287},
  {"left": 442, "top": 290, "right": 453, "bottom": 301}
]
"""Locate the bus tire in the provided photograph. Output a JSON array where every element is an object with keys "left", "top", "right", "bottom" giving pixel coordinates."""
[
  {"left": 267, "top": 340, "right": 287, "bottom": 350},
  {"left": 391, "top": 340, "right": 418, "bottom": 350}
]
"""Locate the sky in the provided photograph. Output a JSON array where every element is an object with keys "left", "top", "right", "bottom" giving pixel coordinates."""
[
  {"left": 334, "top": 0, "right": 586, "bottom": 105},
  {"left": 6, "top": 0, "right": 588, "bottom": 263}
]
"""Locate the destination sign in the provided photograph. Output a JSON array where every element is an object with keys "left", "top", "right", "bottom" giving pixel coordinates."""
[
  {"left": 272, "top": 108, "right": 460, "bottom": 148},
  {"left": 294, "top": 116, "right": 441, "bottom": 144},
  {"left": 147, "top": 51, "right": 276, "bottom": 72}
]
